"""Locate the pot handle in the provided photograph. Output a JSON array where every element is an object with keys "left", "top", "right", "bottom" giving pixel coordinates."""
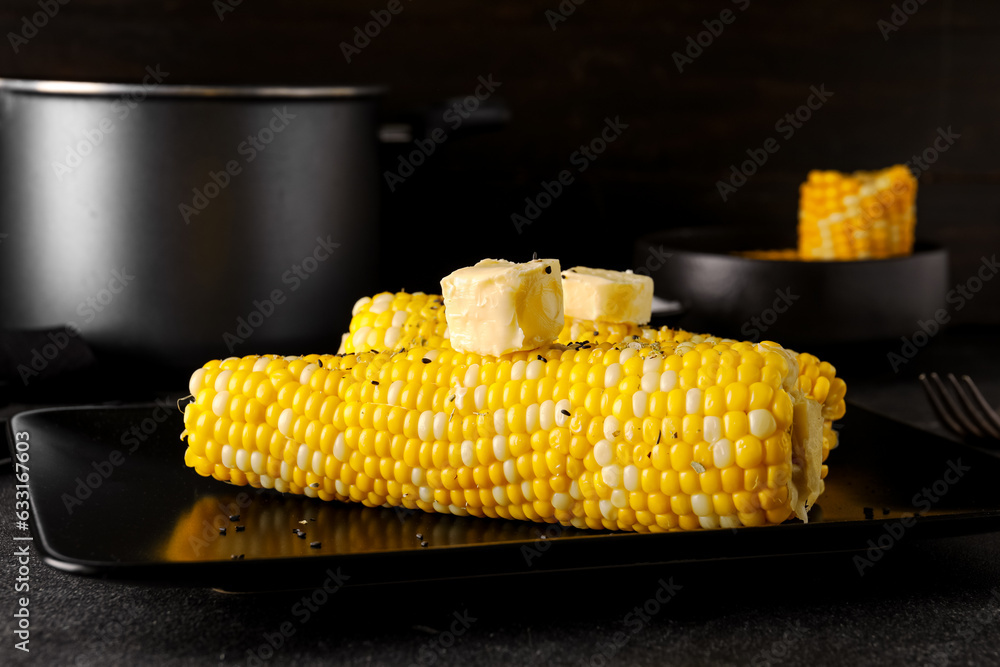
[{"left": 378, "top": 98, "right": 510, "bottom": 144}]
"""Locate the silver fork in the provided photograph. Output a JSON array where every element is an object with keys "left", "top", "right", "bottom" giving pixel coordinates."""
[{"left": 918, "top": 373, "right": 1000, "bottom": 441}]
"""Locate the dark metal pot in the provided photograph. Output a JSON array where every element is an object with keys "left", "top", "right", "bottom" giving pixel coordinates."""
[{"left": 0, "top": 79, "right": 385, "bottom": 373}]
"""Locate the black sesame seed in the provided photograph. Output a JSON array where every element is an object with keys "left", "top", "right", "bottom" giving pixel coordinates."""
[
  {"left": 882, "top": 507, "right": 890, "bottom": 515},
  {"left": 863, "top": 507, "right": 874, "bottom": 520},
  {"left": 229, "top": 515, "right": 240, "bottom": 521},
  {"left": 422, "top": 358, "right": 431, "bottom": 364},
  {"left": 416, "top": 533, "right": 423, "bottom": 539},
  {"left": 420, "top": 541, "right": 429, "bottom": 548},
  {"left": 656, "top": 432, "right": 661, "bottom": 444},
  {"left": 310, "top": 541, "right": 322, "bottom": 549},
  {"left": 230, "top": 554, "right": 244, "bottom": 560},
  {"left": 296, "top": 532, "right": 306, "bottom": 539},
  {"left": 310, "top": 483, "right": 319, "bottom": 488},
  {"left": 561, "top": 409, "right": 571, "bottom": 416},
  {"left": 537, "top": 355, "right": 545, "bottom": 361},
  {"left": 371, "top": 380, "right": 379, "bottom": 385},
  {"left": 545, "top": 266, "right": 552, "bottom": 274},
  {"left": 236, "top": 525, "right": 245, "bottom": 532},
  {"left": 219, "top": 527, "right": 226, "bottom": 536}
]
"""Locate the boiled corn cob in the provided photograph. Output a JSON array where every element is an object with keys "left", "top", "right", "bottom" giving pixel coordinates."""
[
  {"left": 181, "top": 339, "right": 825, "bottom": 533},
  {"left": 342, "top": 291, "right": 845, "bottom": 479},
  {"left": 798, "top": 165, "right": 917, "bottom": 260}
]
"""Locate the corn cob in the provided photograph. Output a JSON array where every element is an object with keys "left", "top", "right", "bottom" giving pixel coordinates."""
[
  {"left": 181, "top": 339, "right": 825, "bottom": 533},
  {"left": 342, "top": 291, "right": 845, "bottom": 479},
  {"left": 798, "top": 165, "right": 917, "bottom": 260}
]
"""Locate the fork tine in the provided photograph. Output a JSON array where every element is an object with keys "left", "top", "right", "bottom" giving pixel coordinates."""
[
  {"left": 919, "top": 373, "right": 967, "bottom": 437},
  {"left": 958, "top": 375, "right": 1000, "bottom": 439},
  {"left": 938, "top": 373, "right": 985, "bottom": 438}
]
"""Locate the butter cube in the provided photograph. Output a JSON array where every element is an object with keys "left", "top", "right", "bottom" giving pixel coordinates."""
[
  {"left": 441, "top": 258, "right": 564, "bottom": 357},
  {"left": 562, "top": 267, "right": 654, "bottom": 325}
]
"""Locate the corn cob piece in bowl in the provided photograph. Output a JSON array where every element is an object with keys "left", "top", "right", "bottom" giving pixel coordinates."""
[
  {"left": 798, "top": 165, "right": 917, "bottom": 261},
  {"left": 181, "top": 337, "right": 824, "bottom": 533}
]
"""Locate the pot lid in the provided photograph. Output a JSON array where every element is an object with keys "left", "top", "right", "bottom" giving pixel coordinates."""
[{"left": 0, "top": 78, "right": 386, "bottom": 98}]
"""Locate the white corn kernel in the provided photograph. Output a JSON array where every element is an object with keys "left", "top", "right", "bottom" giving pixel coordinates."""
[
  {"left": 594, "top": 440, "right": 613, "bottom": 467},
  {"left": 603, "top": 416, "right": 620, "bottom": 441},
  {"left": 691, "top": 493, "right": 712, "bottom": 516},
  {"left": 234, "top": 448, "right": 250, "bottom": 472},
  {"left": 418, "top": 411, "right": 433, "bottom": 441},
  {"left": 552, "top": 492, "right": 572, "bottom": 511},
  {"left": 632, "top": 391, "right": 648, "bottom": 419},
  {"left": 277, "top": 407, "right": 293, "bottom": 436},
  {"left": 214, "top": 370, "right": 232, "bottom": 392},
  {"left": 220, "top": 444, "right": 234, "bottom": 469},
  {"left": 539, "top": 400, "right": 555, "bottom": 430},
  {"left": 461, "top": 440, "right": 475, "bottom": 467},
  {"left": 749, "top": 409, "right": 777, "bottom": 438},
  {"left": 623, "top": 465, "right": 639, "bottom": 491},
  {"left": 686, "top": 388, "right": 703, "bottom": 415},
  {"left": 493, "top": 435, "right": 509, "bottom": 461},
  {"left": 660, "top": 370, "right": 678, "bottom": 392},
  {"left": 712, "top": 438, "right": 734, "bottom": 468},
  {"left": 388, "top": 380, "right": 404, "bottom": 406},
  {"left": 433, "top": 412, "right": 447, "bottom": 440},
  {"left": 605, "top": 363, "right": 622, "bottom": 388},
  {"left": 703, "top": 416, "right": 722, "bottom": 443},
  {"left": 189, "top": 368, "right": 206, "bottom": 396},
  {"left": 602, "top": 464, "right": 622, "bottom": 488},
  {"left": 555, "top": 399, "right": 572, "bottom": 427}
]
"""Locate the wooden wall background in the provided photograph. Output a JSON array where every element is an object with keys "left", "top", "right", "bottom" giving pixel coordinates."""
[{"left": 2, "top": 0, "right": 999, "bottom": 325}]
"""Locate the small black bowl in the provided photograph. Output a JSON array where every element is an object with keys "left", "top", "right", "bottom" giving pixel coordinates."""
[{"left": 635, "top": 227, "right": 948, "bottom": 345}]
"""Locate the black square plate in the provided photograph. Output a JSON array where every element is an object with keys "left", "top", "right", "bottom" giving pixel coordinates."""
[{"left": 8, "top": 403, "right": 1000, "bottom": 591}]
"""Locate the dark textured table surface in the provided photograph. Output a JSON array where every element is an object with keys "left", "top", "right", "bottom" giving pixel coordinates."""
[{"left": 3, "top": 326, "right": 1000, "bottom": 667}]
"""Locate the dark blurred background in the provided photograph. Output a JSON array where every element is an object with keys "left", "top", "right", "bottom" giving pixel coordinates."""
[{"left": 1, "top": 0, "right": 997, "bottom": 325}]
